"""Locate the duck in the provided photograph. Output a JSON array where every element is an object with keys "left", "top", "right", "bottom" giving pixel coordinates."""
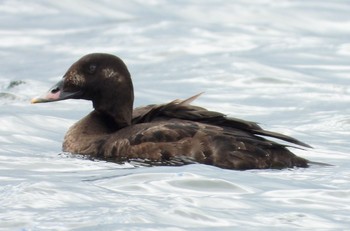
[{"left": 31, "top": 53, "right": 312, "bottom": 170}]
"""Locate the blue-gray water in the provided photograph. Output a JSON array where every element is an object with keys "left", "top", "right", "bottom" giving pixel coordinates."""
[{"left": 1, "top": 1, "right": 350, "bottom": 230}]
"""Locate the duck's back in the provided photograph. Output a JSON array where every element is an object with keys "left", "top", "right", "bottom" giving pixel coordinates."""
[{"left": 130, "top": 100, "right": 309, "bottom": 169}]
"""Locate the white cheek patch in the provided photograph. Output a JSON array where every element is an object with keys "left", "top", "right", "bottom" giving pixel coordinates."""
[
  {"left": 103, "top": 68, "right": 119, "bottom": 79},
  {"left": 67, "top": 71, "right": 86, "bottom": 87}
]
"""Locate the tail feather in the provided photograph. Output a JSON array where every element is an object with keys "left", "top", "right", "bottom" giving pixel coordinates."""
[{"left": 252, "top": 129, "right": 312, "bottom": 148}]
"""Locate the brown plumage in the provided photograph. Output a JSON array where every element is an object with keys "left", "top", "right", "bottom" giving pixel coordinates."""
[{"left": 32, "top": 53, "right": 312, "bottom": 170}]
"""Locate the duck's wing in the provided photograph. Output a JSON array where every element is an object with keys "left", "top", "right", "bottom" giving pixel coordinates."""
[
  {"left": 101, "top": 116, "right": 308, "bottom": 170},
  {"left": 132, "top": 94, "right": 311, "bottom": 148}
]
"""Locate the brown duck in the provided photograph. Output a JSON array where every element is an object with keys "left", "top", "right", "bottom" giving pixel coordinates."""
[{"left": 32, "top": 53, "right": 312, "bottom": 170}]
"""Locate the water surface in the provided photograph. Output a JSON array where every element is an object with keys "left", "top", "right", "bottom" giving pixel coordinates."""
[{"left": 0, "top": 1, "right": 349, "bottom": 230}]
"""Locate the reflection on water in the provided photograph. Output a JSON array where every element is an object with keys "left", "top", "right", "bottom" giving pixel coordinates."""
[{"left": 0, "top": 0, "right": 350, "bottom": 230}]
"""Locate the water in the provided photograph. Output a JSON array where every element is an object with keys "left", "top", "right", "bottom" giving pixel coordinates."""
[{"left": 1, "top": 1, "right": 350, "bottom": 230}]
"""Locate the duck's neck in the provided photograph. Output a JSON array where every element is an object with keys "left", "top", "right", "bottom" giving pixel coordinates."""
[{"left": 92, "top": 83, "right": 134, "bottom": 131}]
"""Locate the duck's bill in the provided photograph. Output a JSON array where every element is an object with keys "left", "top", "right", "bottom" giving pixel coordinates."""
[{"left": 31, "top": 79, "right": 81, "bottom": 104}]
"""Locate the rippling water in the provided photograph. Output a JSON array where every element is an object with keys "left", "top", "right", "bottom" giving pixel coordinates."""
[{"left": 1, "top": 1, "right": 350, "bottom": 230}]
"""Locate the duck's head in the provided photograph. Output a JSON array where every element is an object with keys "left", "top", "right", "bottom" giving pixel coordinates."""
[{"left": 32, "top": 53, "right": 134, "bottom": 127}]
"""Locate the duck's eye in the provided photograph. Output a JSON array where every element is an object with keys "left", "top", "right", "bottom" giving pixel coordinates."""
[{"left": 87, "top": 64, "right": 97, "bottom": 74}]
